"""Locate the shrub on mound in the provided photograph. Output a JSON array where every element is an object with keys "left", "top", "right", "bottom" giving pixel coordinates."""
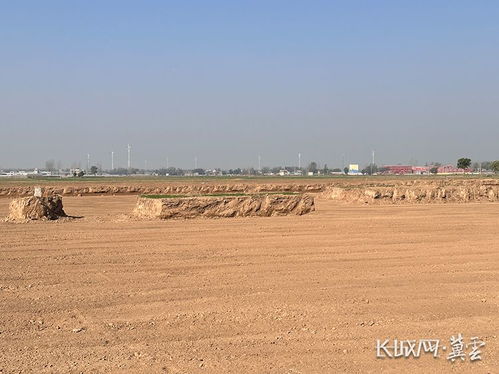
[{"left": 7, "top": 196, "right": 67, "bottom": 221}]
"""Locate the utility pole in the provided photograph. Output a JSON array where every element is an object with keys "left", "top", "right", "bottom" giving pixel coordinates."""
[
  {"left": 127, "top": 144, "right": 132, "bottom": 170},
  {"left": 298, "top": 153, "right": 301, "bottom": 169},
  {"left": 111, "top": 151, "right": 114, "bottom": 170},
  {"left": 166, "top": 156, "right": 169, "bottom": 169},
  {"left": 87, "top": 153, "right": 90, "bottom": 171},
  {"left": 371, "top": 150, "right": 375, "bottom": 175},
  {"left": 258, "top": 155, "right": 261, "bottom": 171}
]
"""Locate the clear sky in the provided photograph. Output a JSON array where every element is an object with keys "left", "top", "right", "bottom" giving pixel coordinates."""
[{"left": 1, "top": 1, "right": 498, "bottom": 169}]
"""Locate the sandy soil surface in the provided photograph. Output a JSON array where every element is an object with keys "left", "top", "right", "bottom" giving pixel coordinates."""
[{"left": 0, "top": 196, "right": 498, "bottom": 373}]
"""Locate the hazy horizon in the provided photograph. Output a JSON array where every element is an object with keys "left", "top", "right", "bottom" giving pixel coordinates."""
[{"left": 1, "top": 1, "right": 498, "bottom": 169}]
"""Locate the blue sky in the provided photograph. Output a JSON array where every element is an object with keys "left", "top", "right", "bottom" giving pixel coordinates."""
[{"left": 1, "top": 1, "right": 498, "bottom": 169}]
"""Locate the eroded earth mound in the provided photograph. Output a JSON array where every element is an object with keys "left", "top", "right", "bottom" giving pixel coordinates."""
[
  {"left": 133, "top": 194, "right": 315, "bottom": 219},
  {"left": 323, "top": 180, "right": 499, "bottom": 204},
  {"left": 7, "top": 196, "right": 67, "bottom": 221}
]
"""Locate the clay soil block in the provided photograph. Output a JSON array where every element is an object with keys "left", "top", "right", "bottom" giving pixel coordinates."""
[
  {"left": 323, "top": 183, "right": 499, "bottom": 204},
  {"left": 7, "top": 196, "right": 67, "bottom": 221},
  {"left": 133, "top": 193, "right": 315, "bottom": 219}
]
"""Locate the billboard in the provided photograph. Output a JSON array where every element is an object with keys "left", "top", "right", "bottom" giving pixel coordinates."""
[{"left": 349, "top": 164, "right": 360, "bottom": 174}]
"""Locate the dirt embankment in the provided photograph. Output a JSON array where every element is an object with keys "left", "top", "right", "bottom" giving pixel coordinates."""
[
  {"left": 133, "top": 194, "right": 315, "bottom": 219},
  {"left": 6, "top": 196, "right": 67, "bottom": 221},
  {"left": 323, "top": 179, "right": 499, "bottom": 204},
  {"left": 2, "top": 178, "right": 499, "bottom": 204},
  {"left": 0, "top": 183, "right": 325, "bottom": 198}
]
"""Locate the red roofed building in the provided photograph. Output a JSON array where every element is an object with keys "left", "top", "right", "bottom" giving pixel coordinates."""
[
  {"left": 382, "top": 165, "right": 413, "bottom": 175},
  {"left": 437, "top": 165, "right": 472, "bottom": 174},
  {"left": 412, "top": 166, "right": 430, "bottom": 174}
]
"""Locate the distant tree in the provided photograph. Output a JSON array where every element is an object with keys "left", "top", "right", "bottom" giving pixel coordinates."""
[
  {"left": 457, "top": 158, "right": 471, "bottom": 170},
  {"left": 331, "top": 168, "right": 342, "bottom": 173},
  {"left": 107, "top": 167, "right": 127, "bottom": 175},
  {"left": 490, "top": 160, "right": 499, "bottom": 173},
  {"left": 323, "top": 164, "right": 329, "bottom": 174},
  {"left": 170, "top": 167, "right": 184, "bottom": 176},
  {"left": 154, "top": 167, "right": 183, "bottom": 176},
  {"left": 90, "top": 165, "right": 98, "bottom": 175},
  {"left": 362, "top": 163, "right": 378, "bottom": 175},
  {"left": 481, "top": 161, "right": 492, "bottom": 171},
  {"left": 45, "top": 159, "right": 55, "bottom": 171},
  {"left": 430, "top": 166, "right": 439, "bottom": 174},
  {"left": 343, "top": 166, "right": 349, "bottom": 175},
  {"left": 77, "top": 170, "right": 85, "bottom": 177},
  {"left": 307, "top": 162, "right": 318, "bottom": 173}
]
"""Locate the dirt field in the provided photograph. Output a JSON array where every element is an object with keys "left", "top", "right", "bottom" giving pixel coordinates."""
[{"left": 1, "top": 194, "right": 498, "bottom": 373}]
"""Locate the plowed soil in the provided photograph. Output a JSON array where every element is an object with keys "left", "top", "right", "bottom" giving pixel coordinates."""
[{"left": 0, "top": 195, "right": 498, "bottom": 373}]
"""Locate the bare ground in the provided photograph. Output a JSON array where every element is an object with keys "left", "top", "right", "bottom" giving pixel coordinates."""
[{"left": 0, "top": 196, "right": 498, "bottom": 373}]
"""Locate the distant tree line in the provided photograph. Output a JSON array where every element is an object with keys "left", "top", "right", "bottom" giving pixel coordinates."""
[
  {"left": 28, "top": 158, "right": 499, "bottom": 176},
  {"left": 155, "top": 167, "right": 186, "bottom": 176}
]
